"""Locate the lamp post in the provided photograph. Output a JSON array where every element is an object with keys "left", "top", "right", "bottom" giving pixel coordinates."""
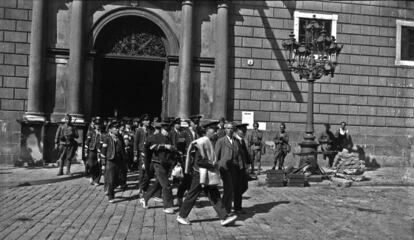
[{"left": 282, "top": 16, "right": 343, "bottom": 165}]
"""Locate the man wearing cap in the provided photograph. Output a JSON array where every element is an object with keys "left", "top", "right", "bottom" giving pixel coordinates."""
[
  {"left": 247, "top": 122, "right": 264, "bottom": 175},
  {"left": 140, "top": 121, "right": 178, "bottom": 214},
  {"left": 176, "top": 121, "right": 237, "bottom": 226},
  {"left": 100, "top": 121, "right": 126, "bottom": 203},
  {"left": 85, "top": 117, "right": 103, "bottom": 185},
  {"left": 134, "top": 114, "right": 154, "bottom": 196},
  {"left": 216, "top": 117, "right": 227, "bottom": 139},
  {"left": 214, "top": 122, "right": 241, "bottom": 214},
  {"left": 318, "top": 123, "right": 336, "bottom": 168},
  {"left": 169, "top": 118, "right": 182, "bottom": 150},
  {"left": 55, "top": 114, "right": 79, "bottom": 176}
]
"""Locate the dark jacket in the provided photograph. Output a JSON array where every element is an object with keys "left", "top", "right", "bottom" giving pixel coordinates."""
[
  {"left": 182, "top": 127, "right": 198, "bottom": 151},
  {"left": 145, "top": 133, "right": 177, "bottom": 166},
  {"left": 234, "top": 137, "right": 250, "bottom": 168},
  {"left": 215, "top": 136, "right": 239, "bottom": 170},
  {"left": 133, "top": 127, "right": 153, "bottom": 158},
  {"left": 101, "top": 133, "right": 126, "bottom": 162},
  {"left": 85, "top": 129, "right": 101, "bottom": 151}
]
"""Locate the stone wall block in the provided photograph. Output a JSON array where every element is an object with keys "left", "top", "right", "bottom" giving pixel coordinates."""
[
  {"left": 270, "top": 112, "right": 289, "bottom": 122},
  {"left": 361, "top": 5, "right": 380, "bottom": 15},
  {"left": 15, "top": 43, "right": 29, "bottom": 54},
  {"left": 271, "top": 91, "right": 290, "bottom": 101},
  {"left": 240, "top": 79, "right": 261, "bottom": 89},
  {"left": 0, "top": 42, "right": 15, "bottom": 53},
  {"left": 0, "top": 0, "right": 16, "bottom": 8},
  {"left": 16, "top": 20, "right": 31, "bottom": 32},
  {"left": 1, "top": 99, "right": 24, "bottom": 110},
  {"left": 17, "top": 0, "right": 32, "bottom": 9},
  {"left": 0, "top": 87, "right": 13, "bottom": 98},
  {"left": 0, "top": 19, "right": 16, "bottom": 31},
  {"left": 234, "top": 89, "right": 251, "bottom": 99},
  {"left": 4, "top": 31, "right": 27, "bottom": 42},
  {"left": 13, "top": 88, "right": 27, "bottom": 99},
  {"left": 280, "top": 102, "right": 300, "bottom": 112},
  {"left": 252, "top": 48, "right": 271, "bottom": 59},
  {"left": 3, "top": 76, "right": 26, "bottom": 88},
  {"left": 342, "top": 24, "right": 361, "bottom": 34},
  {"left": 261, "top": 80, "right": 281, "bottom": 90},
  {"left": 233, "top": 26, "right": 253, "bottom": 36},
  {"left": 260, "top": 101, "right": 280, "bottom": 111},
  {"left": 254, "top": 111, "right": 270, "bottom": 121},
  {"left": 251, "top": 90, "right": 270, "bottom": 100},
  {"left": 0, "top": 65, "right": 14, "bottom": 76},
  {"left": 251, "top": 69, "right": 271, "bottom": 80},
  {"left": 4, "top": 54, "right": 27, "bottom": 65},
  {"left": 5, "top": 8, "right": 28, "bottom": 20},
  {"left": 239, "top": 100, "right": 260, "bottom": 110},
  {"left": 242, "top": 37, "right": 262, "bottom": 48},
  {"left": 15, "top": 66, "right": 28, "bottom": 77}
]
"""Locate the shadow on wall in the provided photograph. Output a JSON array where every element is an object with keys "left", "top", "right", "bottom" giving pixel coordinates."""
[{"left": 229, "top": 1, "right": 304, "bottom": 115}]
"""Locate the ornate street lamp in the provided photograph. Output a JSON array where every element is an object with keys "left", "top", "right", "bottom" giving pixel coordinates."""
[{"left": 282, "top": 16, "right": 343, "bottom": 165}]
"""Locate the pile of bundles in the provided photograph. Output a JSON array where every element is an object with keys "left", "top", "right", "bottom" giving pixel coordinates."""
[{"left": 332, "top": 148, "right": 366, "bottom": 182}]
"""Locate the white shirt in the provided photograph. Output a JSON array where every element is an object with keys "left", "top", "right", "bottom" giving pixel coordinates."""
[{"left": 226, "top": 136, "right": 233, "bottom": 145}]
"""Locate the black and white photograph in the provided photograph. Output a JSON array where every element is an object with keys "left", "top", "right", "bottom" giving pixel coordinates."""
[{"left": 0, "top": 0, "right": 413, "bottom": 239}]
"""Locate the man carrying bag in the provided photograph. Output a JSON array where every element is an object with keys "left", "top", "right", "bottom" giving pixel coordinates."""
[{"left": 176, "top": 121, "right": 237, "bottom": 226}]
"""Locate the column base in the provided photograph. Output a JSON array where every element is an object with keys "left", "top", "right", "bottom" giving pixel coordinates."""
[{"left": 22, "top": 112, "right": 47, "bottom": 122}]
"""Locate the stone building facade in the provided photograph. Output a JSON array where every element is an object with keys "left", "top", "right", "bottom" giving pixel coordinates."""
[{"left": 0, "top": 0, "right": 413, "bottom": 166}]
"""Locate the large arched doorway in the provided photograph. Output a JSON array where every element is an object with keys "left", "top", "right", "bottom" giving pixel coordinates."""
[{"left": 93, "top": 16, "right": 169, "bottom": 119}]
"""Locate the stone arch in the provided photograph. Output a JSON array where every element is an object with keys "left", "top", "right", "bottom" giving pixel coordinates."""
[{"left": 91, "top": 7, "right": 179, "bottom": 56}]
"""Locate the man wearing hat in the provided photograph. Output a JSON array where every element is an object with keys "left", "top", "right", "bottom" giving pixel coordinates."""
[
  {"left": 216, "top": 117, "right": 227, "bottom": 139},
  {"left": 134, "top": 114, "right": 154, "bottom": 196},
  {"left": 85, "top": 117, "right": 103, "bottom": 185},
  {"left": 272, "top": 123, "right": 290, "bottom": 170},
  {"left": 101, "top": 121, "right": 126, "bottom": 203},
  {"left": 140, "top": 121, "right": 178, "bottom": 214},
  {"left": 55, "top": 114, "right": 79, "bottom": 176}
]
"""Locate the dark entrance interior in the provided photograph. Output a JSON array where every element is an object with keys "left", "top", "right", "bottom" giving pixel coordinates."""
[{"left": 98, "top": 58, "right": 165, "bottom": 118}]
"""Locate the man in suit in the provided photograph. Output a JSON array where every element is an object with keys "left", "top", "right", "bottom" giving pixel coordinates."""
[
  {"left": 133, "top": 114, "right": 154, "bottom": 196},
  {"left": 101, "top": 121, "right": 127, "bottom": 203},
  {"left": 215, "top": 122, "right": 241, "bottom": 214}
]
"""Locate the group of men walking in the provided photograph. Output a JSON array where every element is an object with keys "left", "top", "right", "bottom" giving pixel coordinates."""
[
  {"left": 54, "top": 112, "right": 352, "bottom": 226},
  {"left": 55, "top": 113, "right": 260, "bottom": 226}
]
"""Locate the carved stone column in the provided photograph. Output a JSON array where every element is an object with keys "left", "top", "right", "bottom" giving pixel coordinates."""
[
  {"left": 68, "top": 0, "right": 86, "bottom": 122},
  {"left": 212, "top": 0, "right": 229, "bottom": 119},
  {"left": 24, "top": 0, "right": 47, "bottom": 121},
  {"left": 177, "top": 0, "right": 194, "bottom": 118}
]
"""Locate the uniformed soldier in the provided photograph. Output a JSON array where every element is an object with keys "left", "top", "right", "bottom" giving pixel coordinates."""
[
  {"left": 140, "top": 121, "right": 178, "bottom": 214},
  {"left": 55, "top": 114, "right": 79, "bottom": 176},
  {"left": 84, "top": 117, "right": 103, "bottom": 185},
  {"left": 272, "top": 123, "right": 290, "bottom": 170},
  {"left": 246, "top": 122, "right": 265, "bottom": 174},
  {"left": 101, "top": 121, "right": 126, "bottom": 203}
]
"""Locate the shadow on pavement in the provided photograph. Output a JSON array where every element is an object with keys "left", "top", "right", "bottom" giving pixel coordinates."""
[
  {"left": 237, "top": 201, "right": 290, "bottom": 221},
  {"left": 14, "top": 172, "right": 85, "bottom": 187}
]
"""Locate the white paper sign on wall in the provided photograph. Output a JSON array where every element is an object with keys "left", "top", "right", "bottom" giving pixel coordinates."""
[
  {"left": 257, "top": 122, "right": 266, "bottom": 131},
  {"left": 241, "top": 111, "right": 254, "bottom": 129}
]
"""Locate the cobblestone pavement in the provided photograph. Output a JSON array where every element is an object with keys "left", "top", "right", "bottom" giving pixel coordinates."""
[{"left": 0, "top": 166, "right": 413, "bottom": 240}]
